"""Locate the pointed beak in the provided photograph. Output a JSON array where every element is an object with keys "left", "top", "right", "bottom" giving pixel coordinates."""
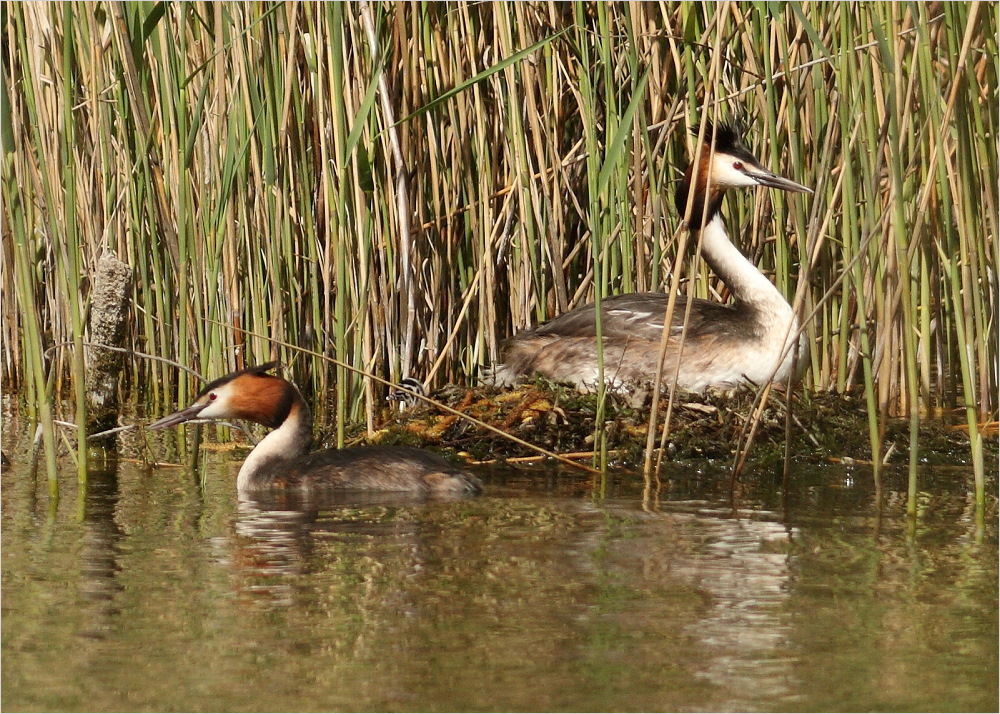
[
  {"left": 744, "top": 165, "right": 813, "bottom": 194},
  {"left": 147, "top": 402, "right": 208, "bottom": 430}
]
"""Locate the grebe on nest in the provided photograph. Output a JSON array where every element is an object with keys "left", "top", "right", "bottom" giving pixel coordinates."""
[
  {"left": 149, "top": 363, "right": 482, "bottom": 497},
  {"left": 495, "top": 120, "right": 812, "bottom": 393}
]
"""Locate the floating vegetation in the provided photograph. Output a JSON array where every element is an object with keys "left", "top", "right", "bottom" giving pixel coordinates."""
[{"left": 367, "top": 380, "right": 997, "bottom": 472}]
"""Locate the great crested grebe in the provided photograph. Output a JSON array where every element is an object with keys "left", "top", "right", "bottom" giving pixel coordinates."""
[
  {"left": 495, "top": 120, "right": 812, "bottom": 393},
  {"left": 148, "top": 363, "right": 482, "bottom": 496}
]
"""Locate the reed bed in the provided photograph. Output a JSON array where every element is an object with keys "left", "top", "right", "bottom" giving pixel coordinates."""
[{"left": 2, "top": 2, "right": 996, "bottom": 501}]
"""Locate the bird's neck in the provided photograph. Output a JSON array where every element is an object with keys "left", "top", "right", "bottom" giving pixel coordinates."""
[
  {"left": 696, "top": 214, "right": 789, "bottom": 311},
  {"left": 236, "top": 395, "right": 312, "bottom": 492}
]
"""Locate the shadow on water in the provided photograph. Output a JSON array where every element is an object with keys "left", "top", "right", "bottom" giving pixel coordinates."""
[
  {"left": 77, "top": 465, "right": 125, "bottom": 640},
  {"left": 1, "top": 436, "right": 997, "bottom": 712}
]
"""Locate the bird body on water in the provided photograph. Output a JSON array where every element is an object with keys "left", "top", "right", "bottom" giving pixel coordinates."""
[{"left": 149, "top": 363, "right": 482, "bottom": 497}]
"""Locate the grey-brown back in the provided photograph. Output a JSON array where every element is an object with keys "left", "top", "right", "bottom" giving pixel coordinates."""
[{"left": 246, "top": 445, "right": 482, "bottom": 496}]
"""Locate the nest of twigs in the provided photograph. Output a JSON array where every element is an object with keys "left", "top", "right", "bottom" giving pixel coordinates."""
[{"left": 348, "top": 379, "right": 986, "bottom": 470}]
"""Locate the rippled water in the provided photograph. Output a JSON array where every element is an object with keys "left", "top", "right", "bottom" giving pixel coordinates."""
[{"left": 2, "top": 431, "right": 997, "bottom": 712}]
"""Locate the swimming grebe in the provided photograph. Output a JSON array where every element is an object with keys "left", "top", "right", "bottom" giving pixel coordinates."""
[
  {"left": 148, "top": 363, "right": 482, "bottom": 496},
  {"left": 495, "top": 120, "right": 812, "bottom": 392}
]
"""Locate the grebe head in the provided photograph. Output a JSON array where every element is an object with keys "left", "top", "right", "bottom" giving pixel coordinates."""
[
  {"left": 676, "top": 119, "right": 813, "bottom": 227},
  {"left": 148, "top": 362, "right": 297, "bottom": 430}
]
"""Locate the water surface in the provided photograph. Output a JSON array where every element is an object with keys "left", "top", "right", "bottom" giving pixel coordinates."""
[{"left": 2, "top": 436, "right": 996, "bottom": 712}]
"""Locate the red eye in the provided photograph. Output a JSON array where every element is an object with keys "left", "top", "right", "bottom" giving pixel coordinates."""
[
  {"left": 733, "top": 161, "right": 744, "bottom": 171},
  {"left": 209, "top": 393, "right": 217, "bottom": 401}
]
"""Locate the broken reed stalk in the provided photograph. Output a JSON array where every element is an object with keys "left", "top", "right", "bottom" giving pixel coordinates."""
[{"left": 85, "top": 253, "right": 134, "bottom": 434}]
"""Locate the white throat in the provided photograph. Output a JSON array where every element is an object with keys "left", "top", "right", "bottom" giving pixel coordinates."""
[
  {"left": 698, "top": 214, "right": 803, "bottom": 381},
  {"left": 236, "top": 405, "right": 310, "bottom": 493},
  {"left": 698, "top": 215, "right": 786, "bottom": 308}
]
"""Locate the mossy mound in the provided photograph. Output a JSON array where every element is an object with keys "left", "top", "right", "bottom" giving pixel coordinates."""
[{"left": 350, "top": 379, "right": 995, "bottom": 470}]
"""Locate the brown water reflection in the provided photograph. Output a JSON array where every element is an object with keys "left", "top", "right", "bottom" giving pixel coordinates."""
[{"left": 1, "top": 444, "right": 996, "bottom": 712}]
